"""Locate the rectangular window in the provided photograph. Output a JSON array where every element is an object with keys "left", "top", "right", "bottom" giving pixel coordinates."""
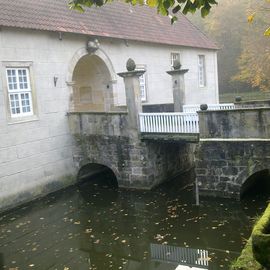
[
  {"left": 6, "top": 68, "right": 33, "bottom": 117},
  {"left": 136, "top": 65, "right": 147, "bottom": 102},
  {"left": 171, "top": 53, "right": 180, "bottom": 69},
  {"left": 198, "top": 55, "right": 206, "bottom": 87},
  {"left": 139, "top": 73, "right": 147, "bottom": 102}
]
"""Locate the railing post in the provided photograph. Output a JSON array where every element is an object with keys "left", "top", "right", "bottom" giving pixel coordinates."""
[
  {"left": 118, "top": 59, "right": 145, "bottom": 138},
  {"left": 167, "top": 60, "right": 189, "bottom": 112}
]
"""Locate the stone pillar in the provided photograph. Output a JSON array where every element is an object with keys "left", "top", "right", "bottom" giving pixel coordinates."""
[
  {"left": 167, "top": 60, "right": 189, "bottom": 112},
  {"left": 118, "top": 59, "right": 145, "bottom": 139},
  {"left": 66, "top": 80, "right": 76, "bottom": 112}
]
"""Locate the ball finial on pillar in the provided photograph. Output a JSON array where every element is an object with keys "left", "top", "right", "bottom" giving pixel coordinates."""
[
  {"left": 126, "top": 58, "right": 136, "bottom": 71},
  {"left": 200, "top": 104, "right": 208, "bottom": 111},
  {"left": 173, "top": 59, "right": 181, "bottom": 70}
]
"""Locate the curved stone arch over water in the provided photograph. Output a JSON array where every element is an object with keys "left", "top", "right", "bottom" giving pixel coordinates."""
[
  {"left": 240, "top": 168, "right": 270, "bottom": 198},
  {"left": 77, "top": 160, "right": 119, "bottom": 188}
]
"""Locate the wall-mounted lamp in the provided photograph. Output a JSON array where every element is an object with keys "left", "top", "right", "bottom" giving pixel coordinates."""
[
  {"left": 54, "top": 76, "right": 58, "bottom": 87},
  {"left": 86, "top": 39, "right": 100, "bottom": 54},
  {"left": 58, "top": 32, "right": 63, "bottom": 41}
]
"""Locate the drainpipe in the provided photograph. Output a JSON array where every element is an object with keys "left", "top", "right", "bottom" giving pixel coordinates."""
[
  {"left": 167, "top": 60, "right": 189, "bottom": 112},
  {"left": 117, "top": 58, "right": 145, "bottom": 139}
]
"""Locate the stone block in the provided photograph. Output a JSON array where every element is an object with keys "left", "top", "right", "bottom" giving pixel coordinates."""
[
  {"left": 215, "top": 181, "right": 227, "bottom": 191},
  {"left": 16, "top": 141, "right": 41, "bottom": 159},
  {"left": 204, "top": 148, "right": 226, "bottom": 160},
  {"left": 196, "top": 169, "right": 207, "bottom": 178},
  {"left": 196, "top": 175, "right": 216, "bottom": 187},
  {"left": 209, "top": 160, "right": 228, "bottom": 167},
  {"left": 222, "top": 166, "right": 238, "bottom": 176},
  {"left": 210, "top": 167, "right": 223, "bottom": 176},
  {"left": 0, "top": 146, "right": 17, "bottom": 163},
  {"left": 227, "top": 182, "right": 241, "bottom": 193},
  {"left": 131, "top": 167, "right": 143, "bottom": 175},
  {"left": 220, "top": 176, "right": 231, "bottom": 182}
]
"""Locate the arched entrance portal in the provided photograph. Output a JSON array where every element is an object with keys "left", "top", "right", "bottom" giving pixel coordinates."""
[
  {"left": 72, "top": 54, "right": 115, "bottom": 112},
  {"left": 240, "top": 169, "right": 270, "bottom": 199},
  {"left": 77, "top": 163, "right": 118, "bottom": 188}
]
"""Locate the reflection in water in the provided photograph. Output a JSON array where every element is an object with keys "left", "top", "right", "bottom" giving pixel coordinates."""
[
  {"left": 0, "top": 171, "right": 269, "bottom": 270},
  {"left": 150, "top": 243, "right": 209, "bottom": 269},
  {"left": 0, "top": 254, "right": 4, "bottom": 270}
]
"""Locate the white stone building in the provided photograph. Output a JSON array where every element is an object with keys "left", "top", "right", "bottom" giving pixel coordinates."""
[{"left": 0, "top": 0, "right": 219, "bottom": 211}]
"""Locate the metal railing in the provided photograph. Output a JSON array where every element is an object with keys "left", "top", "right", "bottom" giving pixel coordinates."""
[
  {"left": 183, "top": 103, "right": 235, "bottom": 113},
  {"left": 139, "top": 112, "right": 199, "bottom": 134}
]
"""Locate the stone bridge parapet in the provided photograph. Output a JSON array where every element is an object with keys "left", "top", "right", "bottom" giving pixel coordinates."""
[{"left": 199, "top": 108, "right": 270, "bottom": 139}]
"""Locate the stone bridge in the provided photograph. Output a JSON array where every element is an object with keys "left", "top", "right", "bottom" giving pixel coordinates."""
[
  {"left": 68, "top": 58, "right": 270, "bottom": 199},
  {"left": 68, "top": 63, "right": 194, "bottom": 190},
  {"left": 195, "top": 107, "right": 270, "bottom": 200},
  {"left": 68, "top": 111, "right": 193, "bottom": 189}
]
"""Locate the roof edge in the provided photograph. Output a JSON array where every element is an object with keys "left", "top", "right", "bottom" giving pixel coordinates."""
[{"left": 0, "top": 24, "right": 220, "bottom": 50}]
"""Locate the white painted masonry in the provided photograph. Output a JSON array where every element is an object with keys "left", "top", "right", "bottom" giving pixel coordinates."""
[{"left": 0, "top": 27, "right": 219, "bottom": 211}]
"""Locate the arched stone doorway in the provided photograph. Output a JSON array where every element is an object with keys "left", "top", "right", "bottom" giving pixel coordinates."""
[
  {"left": 240, "top": 169, "right": 270, "bottom": 198},
  {"left": 67, "top": 46, "right": 119, "bottom": 113},
  {"left": 77, "top": 163, "right": 118, "bottom": 188},
  {"left": 71, "top": 54, "right": 116, "bottom": 112}
]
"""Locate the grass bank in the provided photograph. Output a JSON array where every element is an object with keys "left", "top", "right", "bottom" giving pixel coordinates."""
[{"left": 220, "top": 91, "right": 270, "bottom": 103}]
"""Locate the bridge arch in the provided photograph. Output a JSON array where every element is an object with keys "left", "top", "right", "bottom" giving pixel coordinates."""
[
  {"left": 240, "top": 168, "right": 270, "bottom": 198},
  {"left": 77, "top": 162, "right": 119, "bottom": 188},
  {"left": 67, "top": 47, "right": 117, "bottom": 112}
]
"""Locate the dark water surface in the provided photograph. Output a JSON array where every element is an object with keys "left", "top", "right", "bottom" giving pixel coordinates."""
[{"left": 0, "top": 173, "right": 269, "bottom": 270}]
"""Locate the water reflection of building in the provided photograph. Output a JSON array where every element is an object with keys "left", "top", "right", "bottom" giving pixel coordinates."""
[{"left": 150, "top": 243, "right": 209, "bottom": 269}]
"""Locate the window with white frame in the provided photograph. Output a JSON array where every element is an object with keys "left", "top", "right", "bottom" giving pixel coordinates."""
[
  {"left": 6, "top": 67, "right": 33, "bottom": 117},
  {"left": 171, "top": 52, "right": 180, "bottom": 69},
  {"left": 198, "top": 55, "right": 206, "bottom": 87},
  {"left": 136, "top": 65, "right": 147, "bottom": 102}
]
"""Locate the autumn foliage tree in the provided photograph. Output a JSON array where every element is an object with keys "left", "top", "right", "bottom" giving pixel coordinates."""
[
  {"left": 190, "top": 0, "right": 248, "bottom": 94},
  {"left": 233, "top": 0, "right": 270, "bottom": 91},
  {"left": 189, "top": 0, "right": 270, "bottom": 93}
]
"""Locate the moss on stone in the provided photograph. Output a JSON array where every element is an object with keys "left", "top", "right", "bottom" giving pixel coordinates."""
[
  {"left": 231, "top": 238, "right": 263, "bottom": 270},
  {"left": 231, "top": 203, "right": 270, "bottom": 270},
  {"left": 252, "top": 203, "right": 270, "bottom": 268}
]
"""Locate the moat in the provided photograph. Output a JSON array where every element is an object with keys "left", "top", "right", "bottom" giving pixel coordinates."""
[{"left": 0, "top": 172, "right": 269, "bottom": 270}]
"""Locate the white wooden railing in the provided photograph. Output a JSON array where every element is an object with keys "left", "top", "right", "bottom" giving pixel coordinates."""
[
  {"left": 183, "top": 103, "right": 235, "bottom": 113},
  {"left": 139, "top": 112, "right": 199, "bottom": 134}
]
